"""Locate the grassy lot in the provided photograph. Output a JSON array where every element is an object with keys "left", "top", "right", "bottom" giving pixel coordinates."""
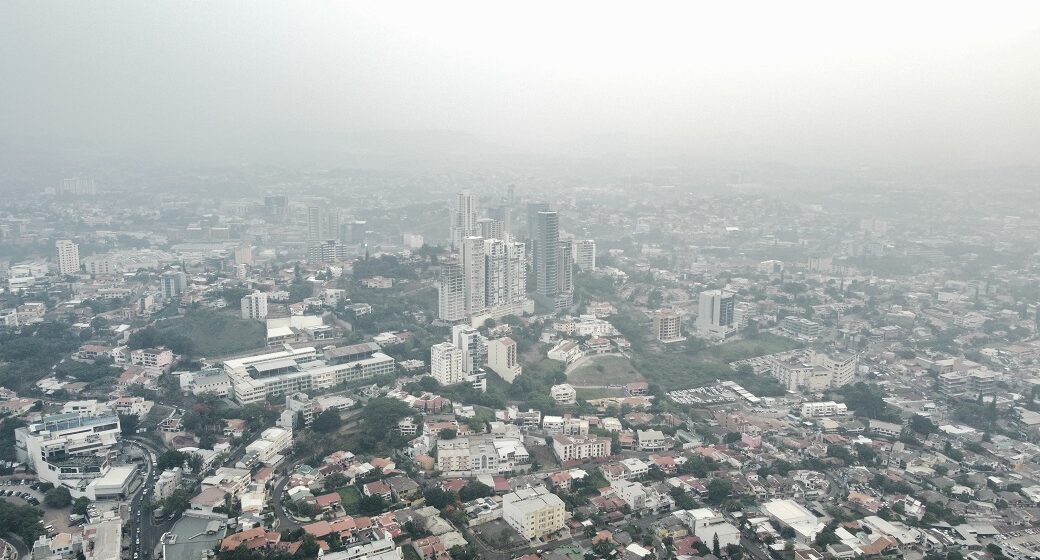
[
  {"left": 575, "top": 387, "right": 627, "bottom": 400},
  {"left": 337, "top": 486, "right": 362, "bottom": 514},
  {"left": 566, "top": 354, "right": 644, "bottom": 387},
  {"left": 631, "top": 334, "right": 801, "bottom": 395},
  {"left": 702, "top": 333, "right": 801, "bottom": 363},
  {"left": 156, "top": 310, "right": 265, "bottom": 357}
]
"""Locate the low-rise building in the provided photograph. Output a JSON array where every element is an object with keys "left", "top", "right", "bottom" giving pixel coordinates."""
[{"left": 502, "top": 486, "right": 566, "bottom": 541}]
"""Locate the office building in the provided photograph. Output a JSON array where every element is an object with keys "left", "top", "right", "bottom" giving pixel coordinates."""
[
  {"left": 54, "top": 240, "right": 80, "bottom": 275},
  {"left": 761, "top": 499, "right": 820, "bottom": 543},
  {"left": 223, "top": 343, "right": 394, "bottom": 404},
  {"left": 14, "top": 413, "right": 127, "bottom": 498},
  {"left": 453, "top": 325, "right": 488, "bottom": 374},
  {"left": 575, "top": 239, "right": 596, "bottom": 271},
  {"left": 340, "top": 220, "right": 367, "bottom": 245},
  {"left": 532, "top": 211, "right": 559, "bottom": 298},
  {"left": 240, "top": 291, "right": 268, "bottom": 320},
  {"left": 781, "top": 317, "right": 822, "bottom": 340},
  {"left": 487, "top": 337, "right": 521, "bottom": 383},
  {"left": 503, "top": 486, "right": 567, "bottom": 541},
  {"left": 160, "top": 271, "right": 188, "bottom": 300},
  {"left": 526, "top": 202, "right": 550, "bottom": 241},
  {"left": 430, "top": 342, "right": 464, "bottom": 386},
  {"left": 450, "top": 192, "right": 479, "bottom": 250},
  {"left": 696, "top": 290, "right": 736, "bottom": 339},
  {"left": 652, "top": 310, "right": 685, "bottom": 343},
  {"left": 437, "top": 262, "right": 466, "bottom": 322}
]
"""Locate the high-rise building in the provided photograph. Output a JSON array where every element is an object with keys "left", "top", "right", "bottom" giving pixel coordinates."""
[
  {"left": 487, "top": 337, "right": 521, "bottom": 383},
  {"left": 484, "top": 239, "right": 527, "bottom": 309},
  {"left": 461, "top": 236, "right": 487, "bottom": 316},
  {"left": 450, "top": 192, "right": 479, "bottom": 250},
  {"left": 652, "top": 310, "right": 685, "bottom": 343},
  {"left": 264, "top": 195, "right": 289, "bottom": 222},
  {"left": 340, "top": 221, "right": 367, "bottom": 245},
  {"left": 533, "top": 211, "right": 560, "bottom": 297},
  {"left": 437, "top": 262, "right": 466, "bottom": 322},
  {"left": 453, "top": 325, "right": 488, "bottom": 374},
  {"left": 53, "top": 239, "right": 80, "bottom": 275},
  {"left": 241, "top": 291, "right": 268, "bottom": 320},
  {"left": 307, "top": 240, "right": 350, "bottom": 263},
  {"left": 430, "top": 342, "right": 464, "bottom": 385},
  {"left": 696, "top": 290, "right": 736, "bottom": 339},
  {"left": 526, "top": 202, "right": 550, "bottom": 241},
  {"left": 306, "top": 205, "right": 322, "bottom": 242},
  {"left": 160, "top": 271, "right": 188, "bottom": 300},
  {"left": 477, "top": 218, "right": 504, "bottom": 242},
  {"left": 488, "top": 206, "right": 512, "bottom": 238},
  {"left": 575, "top": 240, "right": 596, "bottom": 271},
  {"left": 60, "top": 178, "right": 96, "bottom": 196},
  {"left": 557, "top": 238, "right": 574, "bottom": 297}
]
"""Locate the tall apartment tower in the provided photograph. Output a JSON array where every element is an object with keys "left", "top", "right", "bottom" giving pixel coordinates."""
[
  {"left": 160, "top": 271, "right": 188, "bottom": 300},
  {"left": 575, "top": 240, "right": 596, "bottom": 271},
  {"left": 696, "top": 290, "right": 736, "bottom": 339},
  {"left": 477, "top": 218, "right": 504, "bottom": 242},
  {"left": 241, "top": 291, "right": 269, "bottom": 320},
  {"left": 437, "top": 262, "right": 466, "bottom": 322},
  {"left": 450, "top": 192, "right": 479, "bottom": 250},
  {"left": 306, "top": 206, "right": 322, "bottom": 242},
  {"left": 53, "top": 240, "right": 80, "bottom": 275},
  {"left": 487, "top": 206, "right": 512, "bottom": 239},
  {"left": 453, "top": 325, "right": 488, "bottom": 374},
  {"left": 533, "top": 211, "right": 560, "bottom": 297},
  {"left": 461, "top": 236, "right": 487, "bottom": 317},
  {"left": 430, "top": 342, "right": 464, "bottom": 385},
  {"left": 557, "top": 239, "right": 575, "bottom": 297}
]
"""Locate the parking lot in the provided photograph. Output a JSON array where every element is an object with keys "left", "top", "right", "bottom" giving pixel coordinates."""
[{"left": 0, "top": 478, "right": 79, "bottom": 535}]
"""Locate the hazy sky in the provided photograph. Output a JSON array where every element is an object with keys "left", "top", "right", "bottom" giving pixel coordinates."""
[{"left": 2, "top": 1, "right": 1039, "bottom": 165}]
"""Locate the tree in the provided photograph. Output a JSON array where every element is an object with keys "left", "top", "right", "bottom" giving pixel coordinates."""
[
  {"left": 423, "top": 487, "right": 454, "bottom": 510},
  {"left": 357, "top": 495, "right": 386, "bottom": 516},
  {"left": 909, "top": 414, "right": 936, "bottom": 435},
  {"left": 706, "top": 478, "right": 732, "bottom": 505},
  {"left": 449, "top": 545, "right": 477, "bottom": 560},
  {"left": 440, "top": 428, "right": 457, "bottom": 440},
  {"left": 312, "top": 409, "right": 342, "bottom": 434},
  {"left": 295, "top": 535, "right": 320, "bottom": 559},
  {"left": 72, "top": 497, "right": 91, "bottom": 515},
  {"left": 119, "top": 413, "right": 140, "bottom": 436},
  {"left": 157, "top": 450, "right": 187, "bottom": 471},
  {"left": 323, "top": 473, "right": 348, "bottom": 492},
  {"left": 361, "top": 397, "right": 414, "bottom": 439},
  {"left": 459, "top": 480, "right": 493, "bottom": 502},
  {"left": 712, "top": 533, "right": 721, "bottom": 557},
  {"left": 44, "top": 486, "right": 73, "bottom": 508}
]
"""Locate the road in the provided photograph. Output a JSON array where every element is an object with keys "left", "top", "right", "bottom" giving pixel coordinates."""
[
  {"left": 125, "top": 438, "right": 160, "bottom": 560},
  {"left": 1, "top": 532, "right": 29, "bottom": 560}
]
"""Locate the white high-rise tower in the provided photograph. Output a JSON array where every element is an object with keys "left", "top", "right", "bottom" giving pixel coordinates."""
[{"left": 54, "top": 240, "right": 80, "bottom": 275}]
